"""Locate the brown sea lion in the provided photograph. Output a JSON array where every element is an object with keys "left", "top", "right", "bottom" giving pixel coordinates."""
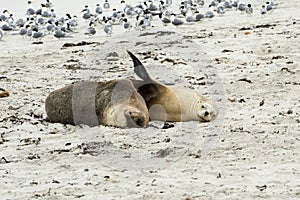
[{"left": 45, "top": 79, "right": 149, "bottom": 128}]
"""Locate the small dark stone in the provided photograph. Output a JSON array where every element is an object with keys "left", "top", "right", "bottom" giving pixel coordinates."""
[{"left": 162, "top": 122, "right": 174, "bottom": 129}]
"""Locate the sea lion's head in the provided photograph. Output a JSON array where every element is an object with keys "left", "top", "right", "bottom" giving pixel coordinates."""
[
  {"left": 107, "top": 104, "right": 149, "bottom": 128},
  {"left": 104, "top": 80, "right": 150, "bottom": 128},
  {"left": 197, "top": 100, "right": 218, "bottom": 122}
]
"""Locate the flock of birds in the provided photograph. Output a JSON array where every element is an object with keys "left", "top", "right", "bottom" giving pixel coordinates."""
[{"left": 0, "top": 0, "right": 278, "bottom": 41}]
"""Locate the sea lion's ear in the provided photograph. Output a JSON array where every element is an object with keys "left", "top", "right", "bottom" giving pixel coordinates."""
[{"left": 127, "top": 50, "right": 152, "bottom": 81}]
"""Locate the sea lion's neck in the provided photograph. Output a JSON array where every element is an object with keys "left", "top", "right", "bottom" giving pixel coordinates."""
[{"left": 189, "top": 99, "right": 200, "bottom": 119}]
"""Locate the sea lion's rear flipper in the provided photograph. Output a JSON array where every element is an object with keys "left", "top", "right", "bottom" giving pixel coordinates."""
[{"left": 127, "top": 50, "right": 152, "bottom": 81}]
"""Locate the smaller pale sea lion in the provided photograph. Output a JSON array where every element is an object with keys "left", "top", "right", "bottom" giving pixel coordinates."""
[
  {"left": 45, "top": 79, "right": 149, "bottom": 128},
  {"left": 127, "top": 51, "right": 218, "bottom": 122}
]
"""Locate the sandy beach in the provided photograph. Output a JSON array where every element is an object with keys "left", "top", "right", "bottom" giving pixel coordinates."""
[{"left": 0, "top": 0, "right": 299, "bottom": 199}]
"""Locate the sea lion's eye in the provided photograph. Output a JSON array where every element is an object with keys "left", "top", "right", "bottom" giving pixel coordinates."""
[{"left": 201, "top": 105, "right": 205, "bottom": 109}]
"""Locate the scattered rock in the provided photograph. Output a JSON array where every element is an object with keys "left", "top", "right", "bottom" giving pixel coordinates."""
[
  {"left": 228, "top": 97, "right": 236, "bottom": 102},
  {"left": 106, "top": 52, "right": 119, "bottom": 57},
  {"left": 0, "top": 157, "right": 9, "bottom": 164},
  {"left": 161, "top": 58, "right": 187, "bottom": 65},
  {"left": 239, "top": 27, "right": 252, "bottom": 31},
  {"left": 188, "top": 150, "right": 201, "bottom": 158},
  {"left": 222, "top": 49, "right": 234, "bottom": 53},
  {"left": 62, "top": 41, "right": 100, "bottom": 48},
  {"left": 52, "top": 179, "right": 60, "bottom": 184},
  {"left": 32, "top": 41, "right": 43, "bottom": 45},
  {"left": 238, "top": 78, "right": 252, "bottom": 83},
  {"left": 154, "top": 148, "right": 173, "bottom": 158},
  {"left": 259, "top": 99, "right": 265, "bottom": 106},
  {"left": 255, "top": 24, "right": 276, "bottom": 29},
  {"left": 63, "top": 63, "right": 81, "bottom": 70},
  {"left": 256, "top": 184, "right": 267, "bottom": 191},
  {"left": 281, "top": 67, "right": 295, "bottom": 74},
  {"left": 162, "top": 122, "right": 174, "bottom": 129},
  {"left": 238, "top": 98, "right": 246, "bottom": 103},
  {"left": 19, "top": 137, "right": 41, "bottom": 146},
  {"left": 66, "top": 59, "right": 79, "bottom": 63},
  {"left": 27, "top": 153, "right": 40, "bottom": 160},
  {"left": 272, "top": 55, "right": 286, "bottom": 60}
]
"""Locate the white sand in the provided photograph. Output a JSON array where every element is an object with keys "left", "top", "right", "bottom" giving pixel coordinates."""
[{"left": 0, "top": 0, "right": 299, "bottom": 199}]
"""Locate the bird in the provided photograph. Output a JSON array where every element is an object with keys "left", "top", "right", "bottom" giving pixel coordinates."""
[
  {"left": 103, "top": 0, "right": 110, "bottom": 9},
  {"left": 26, "top": 1, "right": 35, "bottom": 16},
  {"left": 15, "top": 18, "right": 25, "bottom": 27},
  {"left": 217, "top": 5, "right": 225, "bottom": 15},
  {"left": 46, "top": 21, "right": 54, "bottom": 33},
  {"left": 185, "top": 13, "right": 196, "bottom": 22},
  {"left": 224, "top": 0, "right": 232, "bottom": 8},
  {"left": 260, "top": 5, "right": 267, "bottom": 15},
  {"left": 66, "top": 14, "right": 78, "bottom": 30},
  {"left": 179, "top": 5, "right": 188, "bottom": 16},
  {"left": 95, "top": 4, "right": 103, "bottom": 15},
  {"left": 19, "top": 25, "right": 29, "bottom": 37},
  {"left": 194, "top": 11, "right": 204, "bottom": 21},
  {"left": 50, "top": 9, "right": 56, "bottom": 18},
  {"left": 204, "top": 6, "right": 215, "bottom": 18},
  {"left": 41, "top": 4, "right": 51, "bottom": 17},
  {"left": 53, "top": 27, "right": 72, "bottom": 39},
  {"left": 266, "top": 2, "right": 274, "bottom": 12},
  {"left": 245, "top": 4, "right": 253, "bottom": 14},
  {"left": 196, "top": 0, "right": 205, "bottom": 6},
  {"left": 146, "top": 0, "right": 158, "bottom": 11},
  {"left": 122, "top": 18, "right": 133, "bottom": 31},
  {"left": 0, "top": 10, "right": 9, "bottom": 22},
  {"left": 135, "top": 15, "right": 146, "bottom": 30},
  {"left": 0, "top": 28, "right": 4, "bottom": 40},
  {"left": 45, "top": 0, "right": 53, "bottom": 8},
  {"left": 0, "top": 19, "right": 13, "bottom": 31},
  {"left": 166, "top": 0, "right": 173, "bottom": 7},
  {"left": 103, "top": 20, "right": 113, "bottom": 36},
  {"left": 82, "top": 6, "right": 92, "bottom": 20},
  {"left": 26, "top": 25, "right": 33, "bottom": 37},
  {"left": 85, "top": 21, "right": 96, "bottom": 36},
  {"left": 159, "top": 12, "right": 171, "bottom": 24},
  {"left": 31, "top": 28, "right": 45, "bottom": 40},
  {"left": 171, "top": 14, "right": 184, "bottom": 26},
  {"left": 237, "top": 2, "right": 247, "bottom": 12}
]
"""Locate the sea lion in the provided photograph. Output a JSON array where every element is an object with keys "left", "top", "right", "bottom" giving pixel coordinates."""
[
  {"left": 45, "top": 79, "right": 149, "bottom": 128},
  {"left": 127, "top": 51, "right": 218, "bottom": 122}
]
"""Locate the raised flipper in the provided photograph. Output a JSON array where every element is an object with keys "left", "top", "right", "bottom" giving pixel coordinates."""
[{"left": 127, "top": 50, "right": 152, "bottom": 82}]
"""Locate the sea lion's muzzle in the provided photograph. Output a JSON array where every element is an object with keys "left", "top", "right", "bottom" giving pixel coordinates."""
[{"left": 126, "top": 110, "right": 149, "bottom": 127}]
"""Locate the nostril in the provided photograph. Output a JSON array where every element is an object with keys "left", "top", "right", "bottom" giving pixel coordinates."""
[
  {"left": 204, "top": 111, "right": 209, "bottom": 117},
  {"left": 136, "top": 118, "right": 144, "bottom": 127},
  {"left": 128, "top": 111, "right": 145, "bottom": 127}
]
